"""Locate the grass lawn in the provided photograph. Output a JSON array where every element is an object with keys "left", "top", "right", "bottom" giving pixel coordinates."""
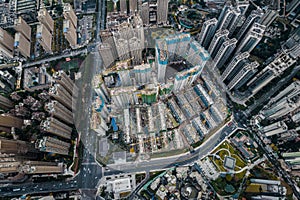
[
  {"left": 54, "top": 58, "right": 82, "bottom": 72},
  {"left": 71, "top": 157, "right": 79, "bottom": 172},
  {"left": 281, "top": 180, "right": 293, "bottom": 196},
  {"left": 62, "top": 0, "right": 73, "bottom": 4},
  {"left": 149, "top": 170, "right": 165, "bottom": 180},
  {"left": 213, "top": 141, "right": 236, "bottom": 155},
  {"left": 245, "top": 184, "right": 261, "bottom": 193},
  {"left": 120, "top": 191, "right": 131, "bottom": 198},
  {"left": 231, "top": 154, "right": 247, "bottom": 168},
  {"left": 150, "top": 148, "right": 188, "bottom": 159},
  {"left": 107, "top": 0, "right": 114, "bottom": 12},
  {"left": 235, "top": 170, "right": 247, "bottom": 180},
  {"left": 217, "top": 149, "right": 229, "bottom": 160},
  {"left": 211, "top": 157, "right": 227, "bottom": 172},
  {"left": 212, "top": 141, "right": 247, "bottom": 172}
]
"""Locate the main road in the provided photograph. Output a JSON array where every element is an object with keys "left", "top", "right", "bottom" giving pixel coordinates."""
[
  {"left": 22, "top": 48, "right": 88, "bottom": 68},
  {"left": 0, "top": 119, "right": 237, "bottom": 197},
  {"left": 104, "top": 121, "right": 237, "bottom": 175},
  {"left": 252, "top": 131, "right": 300, "bottom": 199}
]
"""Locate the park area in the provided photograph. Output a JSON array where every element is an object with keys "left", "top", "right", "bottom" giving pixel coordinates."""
[
  {"left": 47, "top": 57, "right": 84, "bottom": 76},
  {"left": 210, "top": 140, "right": 247, "bottom": 173},
  {"left": 209, "top": 141, "right": 249, "bottom": 196},
  {"left": 54, "top": 58, "right": 83, "bottom": 72}
]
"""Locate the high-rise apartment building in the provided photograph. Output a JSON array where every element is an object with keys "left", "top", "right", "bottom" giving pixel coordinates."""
[
  {"left": 260, "top": 10, "right": 278, "bottom": 27},
  {"left": 95, "top": 79, "right": 110, "bottom": 102},
  {"left": 208, "top": 29, "right": 229, "bottom": 59},
  {"left": 130, "top": 0, "right": 137, "bottom": 13},
  {"left": 36, "top": 136, "right": 70, "bottom": 155},
  {"left": 134, "top": 64, "right": 152, "bottom": 85},
  {"left": 110, "top": 86, "right": 137, "bottom": 108},
  {"left": 99, "top": 43, "right": 116, "bottom": 69},
  {"left": 40, "top": 117, "right": 72, "bottom": 140},
  {"left": 14, "top": 17, "right": 31, "bottom": 58},
  {"left": 120, "top": 0, "right": 127, "bottom": 14},
  {"left": 63, "top": 3, "right": 77, "bottom": 28},
  {"left": 197, "top": 18, "right": 218, "bottom": 49},
  {"left": 261, "top": 98, "right": 300, "bottom": 120},
  {"left": 236, "top": 9, "right": 264, "bottom": 40},
  {"left": 129, "top": 37, "right": 143, "bottom": 65},
  {"left": 116, "top": 22, "right": 133, "bottom": 41},
  {"left": 115, "top": 38, "right": 130, "bottom": 61},
  {"left": 186, "top": 40, "right": 210, "bottom": 68},
  {"left": 221, "top": 51, "right": 250, "bottom": 81},
  {"left": 63, "top": 19, "right": 77, "bottom": 47},
  {"left": 45, "top": 100, "right": 73, "bottom": 125},
  {"left": 37, "top": 8, "right": 54, "bottom": 33},
  {"left": 283, "top": 27, "right": 300, "bottom": 60},
  {"left": 49, "top": 84, "right": 73, "bottom": 110},
  {"left": 36, "top": 24, "right": 52, "bottom": 53},
  {"left": 227, "top": 61, "right": 258, "bottom": 90},
  {"left": 0, "top": 95, "right": 13, "bottom": 110},
  {"left": 16, "top": 0, "right": 39, "bottom": 15},
  {"left": 261, "top": 81, "right": 300, "bottom": 120},
  {"left": 286, "top": 0, "right": 300, "bottom": 14},
  {"left": 165, "top": 33, "right": 190, "bottom": 61},
  {"left": 262, "top": 121, "right": 288, "bottom": 137},
  {"left": 0, "top": 27, "right": 14, "bottom": 59},
  {"left": 0, "top": 114, "right": 23, "bottom": 131},
  {"left": 118, "top": 70, "right": 132, "bottom": 86},
  {"left": 14, "top": 32, "right": 31, "bottom": 58},
  {"left": 236, "top": 0, "right": 249, "bottom": 15},
  {"left": 140, "top": 2, "right": 150, "bottom": 25},
  {"left": 100, "top": 30, "right": 118, "bottom": 60},
  {"left": 52, "top": 71, "right": 76, "bottom": 95},
  {"left": 156, "top": 39, "right": 168, "bottom": 83},
  {"left": 0, "top": 138, "right": 34, "bottom": 154},
  {"left": 235, "top": 23, "right": 265, "bottom": 54},
  {"left": 63, "top": 3, "right": 77, "bottom": 48},
  {"left": 216, "top": 4, "right": 241, "bottom": 35},
  {"left": 157, "top": 0, "right": 169, "bottom": 24},
  {"left": 286, "top": 0, "right": 300, "bottom": 18},
  {"left": 270, "top": 81, "right": 300, "bottom": 104},
  {"left": 112, "top": 17, "right": 144, "bottom": 63},
  {"left": 213, "top": 38, "right": 237, "bottom": 69},
  {"left": 247, "top": 52, "right": 297, "bottom": 95},
  {"left": 14, "top": 16, "right": 31, "bottom": 41},
  {"left": 173, "top": 65, "right": 203, "bottom": 92}
]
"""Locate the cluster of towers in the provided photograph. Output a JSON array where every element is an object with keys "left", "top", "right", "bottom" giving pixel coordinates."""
[
  {"left": 0, "top": 17, "right": 32, "bottom": 60},
  {"left": 63, "top": 3, "right": 78, "bottom": 48},
  {"left": 0, "top": 71, "right": 77, "bottom": 178},
  {"left": 260, "top": 81, "right": 300, "bottom": 120},
  {"left": 117, "top": 0, "right": 168, "bottom": 25},
  {"left": 36, "top": 8, "right": 54, "bottom": 53},
  {"left": 197, "top": 0, "right": 278, "bottom": 92},
  {"left": 0, "top": 4, "right": 77, "bottom": 60},
  {"left": 99, "top": 15, "right": 145, "bottom": 68},
  {"left": 155, "top": 33, "right": 210, "bottom": 92}
]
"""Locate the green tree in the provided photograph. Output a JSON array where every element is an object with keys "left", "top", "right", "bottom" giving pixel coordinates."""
[{"left": 225, "top": 174, "right": 233, "bottom": 182}]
